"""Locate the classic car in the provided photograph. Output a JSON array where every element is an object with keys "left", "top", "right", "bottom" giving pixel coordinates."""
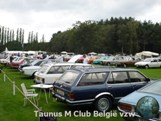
[
  {"left": 118, "top": 80, "right": 161, "bottom": 121},
  {"left": 93, "top": 56, "right": 109, "bottom": 64},
  {"left": 19, "top": 59, "right": 41, "bottom": 72},
  {"left": 135, "top": 58, "right": 161, "bottom": 69},
  {"left": 100, "top": 56, "right": 116, "bottom": 65},
  {"left": 9, "top": 57, "right": 28, "bottom": 69},
  {"left": 34, "top": 63, "right": 93, "bottom": 84},
  {"left": 22, "top": 60, "right": 52, "bottom": 78},
  {"left": 53, "top": 67, "right": 150, "bottom": 112},
  {"left": 114, "top": 57, "right": 140, "bottom": 67}
]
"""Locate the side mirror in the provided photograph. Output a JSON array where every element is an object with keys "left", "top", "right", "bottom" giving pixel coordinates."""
[{"left": 146, "top": 78, "right": 150, "bottom": 82}]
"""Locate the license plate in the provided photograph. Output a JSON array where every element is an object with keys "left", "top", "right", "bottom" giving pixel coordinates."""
[{"left": 57, "top": 89, "right": 64, "bottom": 96}]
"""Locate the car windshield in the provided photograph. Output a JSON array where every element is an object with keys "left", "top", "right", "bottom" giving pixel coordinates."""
[
  {"left": 140, "top": 81, "right": 161, "bottom": 95},
  {"left": 31, "top": 60, "right": 41, "bottom": 65},
  {"left": 38, "top": 65, "right": 49, "bottom": 73},
  {"left": 143, "top": 58, "right": 152, "bottom": 62},
  {"left": 58, "top": 71, "right": 80, "bottom": 85}
]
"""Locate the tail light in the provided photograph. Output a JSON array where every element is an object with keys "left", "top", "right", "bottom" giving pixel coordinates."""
[
  {"left": 118, "top": 103, "right": 133, "bottom": 112},
  {"left": 69, "top": 93, "right": 75, "bottom": 101}
]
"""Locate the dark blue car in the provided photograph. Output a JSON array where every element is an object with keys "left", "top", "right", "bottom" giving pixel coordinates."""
[{"left": 53, "top": 67, "right": 150, "bottom": 112}]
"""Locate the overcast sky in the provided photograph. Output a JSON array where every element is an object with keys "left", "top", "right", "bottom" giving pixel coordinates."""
[{"left": 1, "top": 0, "right": 161, "bottom": 42}]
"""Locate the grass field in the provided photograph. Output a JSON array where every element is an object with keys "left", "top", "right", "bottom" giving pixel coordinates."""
[{"left": 0, "top": 65, "right": 161, "bottom": 121}]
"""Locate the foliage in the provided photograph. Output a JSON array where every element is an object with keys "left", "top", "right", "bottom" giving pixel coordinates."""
[{"left": 49, "top": 17, "right": 161, "bottom": 54}]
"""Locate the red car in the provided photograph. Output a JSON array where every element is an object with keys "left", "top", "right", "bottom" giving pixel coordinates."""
[{"left": 10, "top": 57, "right": 29, "bottom": 69}]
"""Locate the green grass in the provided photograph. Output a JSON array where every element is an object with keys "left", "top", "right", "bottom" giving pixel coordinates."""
[{"left": 0, "top": 65, "right": 161, "bottom": 121}]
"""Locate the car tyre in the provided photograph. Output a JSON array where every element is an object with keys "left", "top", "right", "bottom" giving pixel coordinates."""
[
  {"left": 31, "top": 72, "right": 36, "bottom": 78},
  {"left": 95, "top": 96, "right": 112, "bottom": 112}
]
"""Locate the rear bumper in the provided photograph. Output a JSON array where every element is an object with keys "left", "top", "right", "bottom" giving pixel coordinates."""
[{"left": 54, "top": 93, "right": 94, "bottom": 106}]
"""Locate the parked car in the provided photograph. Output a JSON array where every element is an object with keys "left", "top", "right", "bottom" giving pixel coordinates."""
[
  {"left": 53, "top": 67, "right": 151, "bottom": 112},
  {"left": 100, "top": 56, "right": 115, "bottom": 65},
  {"left": 9, "top": 57, "right": 28, "bottom": 69},
  {"left": 114, "top": 56, "right": 140, "bottom": 67},
  {"left": 22, "top": 60, "right": 52, "bottom": 78},
  {"left": 34, "top": 63, "right": 93, "bottom": 84},
  {"left": 0, "top": 55, "right": 16, "bottom": 65},
  {"left": 19, "top": 59, "right": 41, "bottom": 72},
  {"left": 135, "top": 58, "right": 161, "bottom": 69},
  {"left": 93, "top": 56, "right": 109, "bottom": 64},
  {"left": 118, "top": 80, "right": 161, "bottom": 121}
]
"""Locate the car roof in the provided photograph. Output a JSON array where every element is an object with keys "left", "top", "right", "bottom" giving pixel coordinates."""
[
  {"left": 71, "top": 67, "right": 138, "bottom": 73},
  {"left": 55, "top": 62, "right": 91, "bottom": 66},
  {"left": 41, "top": 62, "right": 92, "bottom": 67}
]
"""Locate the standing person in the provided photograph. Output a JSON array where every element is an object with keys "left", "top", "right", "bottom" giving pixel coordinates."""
[
  {"left": 83, "top": 54, "right": 88, "bottom": 64},
  {"left": 9, "top": 54, "right": 14, "bottom": 63}
]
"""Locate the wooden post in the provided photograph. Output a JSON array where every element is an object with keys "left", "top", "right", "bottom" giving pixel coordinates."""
[
  {"left": 13, "top": 81, "right": 16, "bottom": 95},
  {"left": 4, "top": 74, "right": 6, "bottom": 82}
]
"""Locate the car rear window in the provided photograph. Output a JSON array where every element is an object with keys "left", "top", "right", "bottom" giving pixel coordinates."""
[
  {"left": 58, "top": 71, "right": 80, "bottom": 85},
  {"left": 78, "top": 72, "right": 109, "bottom": 86},
  {"left": 48, "top": 66, "right": 70, "bottom": 74},
  {"left": 38, "top": 65, "right": 49, "bottom": 73}
]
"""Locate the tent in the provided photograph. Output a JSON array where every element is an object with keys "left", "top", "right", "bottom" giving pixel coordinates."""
[{"left": 135, "top": 51, "right": 159, "bottom": 59}]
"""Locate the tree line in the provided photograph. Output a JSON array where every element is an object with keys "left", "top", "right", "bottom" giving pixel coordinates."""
[
  {"left": 0, "top": 26, "right": 47, "bottom": 52},
  {"left": 49, "top": 17, "right": 161, "bottom": 54},
  {"left": 1, "top": 17, "right": 161, "bottom": 54}
]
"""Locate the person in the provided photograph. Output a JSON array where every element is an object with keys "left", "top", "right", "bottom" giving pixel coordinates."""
[
  {"left": 83, "top": 54, "right": 88, "bottom": 64},
  {"left": 9, "top": 54, "right": 14, "bottom": 63}
]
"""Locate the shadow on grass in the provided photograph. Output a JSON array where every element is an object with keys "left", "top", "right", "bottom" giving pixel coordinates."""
[{"left": 20, "top": 76, "right": 33, "bottom": 80}]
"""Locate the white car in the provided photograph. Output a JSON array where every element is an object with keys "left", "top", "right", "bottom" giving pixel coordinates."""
[
  {"left": 22, "top": 60, "right": 52, "bottom": 77},
  {"left": 135, "top": 58, "right": 161, "bottom": 69},
  {"left": 34, "top": 62, "right": 93, "bottom": 84}
]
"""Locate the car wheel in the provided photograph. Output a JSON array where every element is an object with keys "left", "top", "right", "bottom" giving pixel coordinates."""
[
  {"left": 95, "top": 96, "right": 112, "bottom": 112},
  {"left": 31, "top": 72, "right": 36, "bottom": 78},
  {"left": 145, "top": 65, "right": 149, "bottom": 69}
]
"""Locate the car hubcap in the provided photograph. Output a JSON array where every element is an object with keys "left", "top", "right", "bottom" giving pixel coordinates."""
[{"left": 98, "top": 98, "right": 109, "bottom": 111}]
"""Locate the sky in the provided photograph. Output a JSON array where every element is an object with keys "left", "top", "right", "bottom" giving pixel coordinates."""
[{"left": 0, "top": 0, "right": 161, "bottom": 43}]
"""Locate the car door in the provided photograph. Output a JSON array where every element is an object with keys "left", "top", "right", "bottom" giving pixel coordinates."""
[
  {"left": 128, "top": 71, "right": 148, "bottom": 90},
  {"left": 150, "top": 59, "right": 158, "bottom": 67},
  {"left": 73, "top": 72, "right": 109, "bottom": 101},
  {"left": 106, "top": 71, "right": 133, "bottom": 99}
]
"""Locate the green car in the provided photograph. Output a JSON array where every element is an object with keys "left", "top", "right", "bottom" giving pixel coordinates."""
[{"left": 93, "top": 56, "right": 109, "bottom": 64}]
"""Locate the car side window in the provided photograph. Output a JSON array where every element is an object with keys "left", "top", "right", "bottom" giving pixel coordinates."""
[
  {"left": 35, "top": 61, "right": 43, "bottom": 66},
  {"left": 48, "top": 66, "right": 69, "bottom": 74},
  {"left": 107, "top": 72, "right": 128, "bottom": 84},
  {"left": 152, "top": 59, "right": 157, "bottom": 62},
  {"left": 129, "top": 71, "right": 146, "bottom": 82},
  {"left": 71, "top": 65, "right": 92, "bottom": 69},
  {"left": 78, "top": 72, "right": 109, "bottom": 86}
]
